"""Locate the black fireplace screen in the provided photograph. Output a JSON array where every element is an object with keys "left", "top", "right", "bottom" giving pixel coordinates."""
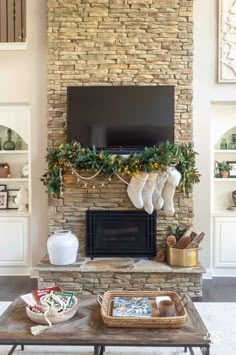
[{"left": 86, "top": 210, "right": 156, "bottom": 258}]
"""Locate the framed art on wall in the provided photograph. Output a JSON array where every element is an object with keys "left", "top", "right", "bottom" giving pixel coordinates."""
[
  {"left": 226, "top": 161, "right": 236, "bottom": 177},
  {"left": 0, "top": 191, "right": 8, "bottom": 209},
  {"left": 218, "top": 0, "right": 236, "bottom": 82},
  {"left": 7, "top": 189, "right": 19, "bottom": 209}
]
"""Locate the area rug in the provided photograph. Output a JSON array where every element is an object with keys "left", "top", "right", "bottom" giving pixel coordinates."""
[{"left": 0, "top": 302, "right": 235, "bottom": 355}]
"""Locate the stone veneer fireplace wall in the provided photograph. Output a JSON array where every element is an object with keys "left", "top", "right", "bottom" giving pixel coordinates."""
[
  {"left": 47, "top": 0, "right": 194, "bottom": 248},
  {"left": 38, "top": 0, "right": 205, "bottom": 297}
]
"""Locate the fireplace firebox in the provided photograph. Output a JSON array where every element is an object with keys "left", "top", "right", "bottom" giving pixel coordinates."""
[{"left": 86, "top": 210, "right": 156, "bottom": 258}]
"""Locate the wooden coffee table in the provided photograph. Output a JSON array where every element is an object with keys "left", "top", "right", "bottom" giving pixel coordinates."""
[{"left": 0, "top": 295, "right": 210, "bottom": 355}]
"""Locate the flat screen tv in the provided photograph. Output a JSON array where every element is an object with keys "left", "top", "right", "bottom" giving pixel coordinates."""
[{"left": 67, "top": 86, "right": 175, "bottom": 153}]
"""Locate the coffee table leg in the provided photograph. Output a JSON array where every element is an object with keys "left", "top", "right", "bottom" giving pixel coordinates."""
[
  {"left": 200, "top": 346, "right": 210, "bottom": 355},
  {"left": 188, "top": 347, "right": 195, "bottom": 355},
  {"left": 8, "top": 345, "right": 17, "bottom": 355},
  {"left": 99, "top": 345, "right": 105, "bottom": 354}
]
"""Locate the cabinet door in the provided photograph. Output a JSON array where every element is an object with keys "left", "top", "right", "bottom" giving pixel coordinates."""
[
  {"left": 0, "top": 217, "right": 29, "bottom": 266},
  {"left": 214, "top": 217, "right": 236, "bottom": 267}
]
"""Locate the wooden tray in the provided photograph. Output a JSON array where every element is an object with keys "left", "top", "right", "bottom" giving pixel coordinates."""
[{"left": 97, "top": 290, "right": 188, "bottom": 329}]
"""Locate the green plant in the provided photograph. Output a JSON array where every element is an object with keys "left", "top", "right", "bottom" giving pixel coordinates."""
[
  {"left": 216, "top": 161, "right": 232, "bottom": 172},
  {"left": 168, "top": 225, "right": 188, "bottom": 241},
  {"left": 40, "top": 141, "right": 201, "bottom": 198}
]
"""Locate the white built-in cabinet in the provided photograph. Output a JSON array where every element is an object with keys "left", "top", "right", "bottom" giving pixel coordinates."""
[
  {"left": 0, "top": 216, "right": 29, "bottom": 266},
  {"left": 213, "top": 217, "right": 236, "bottom": 268},
  {"left": 0, "top": 105, "right": 31, "bottom": 274},
  {"left": 211, "top": 102, "right": 236, "bottom": 275}
]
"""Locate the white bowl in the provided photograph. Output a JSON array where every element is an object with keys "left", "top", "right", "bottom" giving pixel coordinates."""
[{"left": 26, "top": 296, "right": 78, "bottom": 325}]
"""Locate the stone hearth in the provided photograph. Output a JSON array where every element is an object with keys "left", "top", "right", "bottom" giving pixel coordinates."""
[{"left": 34, "top": 256, "right": 205, "bottom": 298}]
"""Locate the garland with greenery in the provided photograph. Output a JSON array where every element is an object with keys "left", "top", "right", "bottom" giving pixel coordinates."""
[{"left": 40, "top": 141, "right": 201, "bottom": 198}]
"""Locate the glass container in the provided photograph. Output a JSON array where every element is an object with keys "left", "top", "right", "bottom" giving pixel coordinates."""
[
  {"left": 3, "top": 128, "right": 15, "bottom": 150},
  {"left": 220, "top": 137, "right": 227, "bottom": 150}
]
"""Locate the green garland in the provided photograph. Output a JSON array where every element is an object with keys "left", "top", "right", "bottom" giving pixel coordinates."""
[{"left": 40, "top": 141, "right": 201, "bottom": 198}]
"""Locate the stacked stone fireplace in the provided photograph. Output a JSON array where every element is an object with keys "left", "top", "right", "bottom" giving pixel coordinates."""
[{"left": 36, "top": 0, "right": 205, "bottom": 297}]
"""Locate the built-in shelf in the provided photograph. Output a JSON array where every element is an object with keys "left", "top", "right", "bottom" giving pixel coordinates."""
[
  {"left": 212, "top": 209, "right": 236, "bottom": 216},
  {"left": 0, "top": 105, "right": 31, "bottom": 272},
  {"left": 214, "top": 150, "right": 236, "bottom": 154},
  {"left": 0, "top": 210, "right": 31, "bottom": 217},
  {"left": 214, "top": 178, "right": 236, "bottom": 181},
  {"left": 0, "top": 178, "right": 29, "bottom": 182},
  {"left": 0, "top": 42, "right": 28, "bottom": 51},
  {"left": 0, "top": 150, "right": 28, "bottom": 154}
]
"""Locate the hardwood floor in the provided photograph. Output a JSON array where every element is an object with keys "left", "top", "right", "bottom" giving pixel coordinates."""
[
  {"left": 0, "top": 276, "right": 235, "bottom": 302},
  {"left": 0, "top": 276, "right": 37, "bottom": 301},
  {"left": 193, "top": 277, "right": 236, "bottom": 302}
]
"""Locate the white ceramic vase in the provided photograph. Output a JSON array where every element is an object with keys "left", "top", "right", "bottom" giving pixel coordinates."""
[{"left": 47, "top": 230, "right": 79, "bottom": 265}]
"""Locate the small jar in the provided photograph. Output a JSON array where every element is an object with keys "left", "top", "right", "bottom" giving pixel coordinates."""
[{"left": 220, "top": 138, "right": 227, "bottom": 150}]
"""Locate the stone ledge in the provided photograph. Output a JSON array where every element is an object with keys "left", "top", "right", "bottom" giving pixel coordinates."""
[
  {"left": 35, "top": 256, "right": 205, "bottom": 297},
  {"left": 34, "top": 255, "right": 206, "bottom": 274}
]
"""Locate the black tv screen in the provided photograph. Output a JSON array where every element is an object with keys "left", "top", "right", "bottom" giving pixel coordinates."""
[{"left": 67, "top": 86, "right": 175, "bottom": 153}]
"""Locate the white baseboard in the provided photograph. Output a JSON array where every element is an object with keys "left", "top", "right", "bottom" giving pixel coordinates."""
[
  {"left": 204, "top": 267, "right": 236, "bottom": 277},
  {"left": 0, "top": 267, "right": 31, "bottom": 276},
  {"left": 30, "top": 270, "right": 39, "bottom": 278},
  {"left": 203, "top": 268, "right": 213, "bottom": 279}
]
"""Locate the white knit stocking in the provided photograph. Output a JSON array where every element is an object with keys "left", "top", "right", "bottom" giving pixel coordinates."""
[
  {"left": 127, "top": 171, "right": 149, "bottom": 209},
  {"left": 162, "top": 167, "right": 181, "bottom": 215},
  {"left": 152, "top": 170, "right": 168, "bottom": 210},
  {"left": 142, "top": 172, "right": 158, "bottom": 214}
]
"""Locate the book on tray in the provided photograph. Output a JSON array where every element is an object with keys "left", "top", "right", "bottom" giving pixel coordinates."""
[{"left": 112, "top": 296, "right": 152, "bottom": 317}]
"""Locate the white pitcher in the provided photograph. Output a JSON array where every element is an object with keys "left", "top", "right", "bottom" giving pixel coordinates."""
[{"left": 47, "top": 230, "right": 79, "bottom": 265}]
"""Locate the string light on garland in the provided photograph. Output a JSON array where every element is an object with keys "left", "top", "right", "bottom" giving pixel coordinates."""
[{"left": 40, "top": 141, "right": 201, "bottom": 198}]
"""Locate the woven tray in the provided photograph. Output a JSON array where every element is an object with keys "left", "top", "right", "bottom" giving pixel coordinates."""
[{"left": 97, "top": 291, "right": 188, "bottom": 329}]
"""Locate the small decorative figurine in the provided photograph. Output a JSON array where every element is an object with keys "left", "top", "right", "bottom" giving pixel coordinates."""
[{"left": 15, "top": 186, "right": 28, "bottom": 211}]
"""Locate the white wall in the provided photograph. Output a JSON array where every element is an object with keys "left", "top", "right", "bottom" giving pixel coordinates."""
[
  {"left": 0, "top": 0, "right": 48, "bottom": 272},
  {"left": 193, "top": 0, "right": 236, "bottom": 271}
]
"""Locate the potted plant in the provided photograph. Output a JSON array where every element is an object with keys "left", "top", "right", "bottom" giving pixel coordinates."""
[
  {"left": 216, "top": 161, "right": 232, "bottom": 178},
  {"left": 166, "top": 225, "right": 205, "bottom": 267}
]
